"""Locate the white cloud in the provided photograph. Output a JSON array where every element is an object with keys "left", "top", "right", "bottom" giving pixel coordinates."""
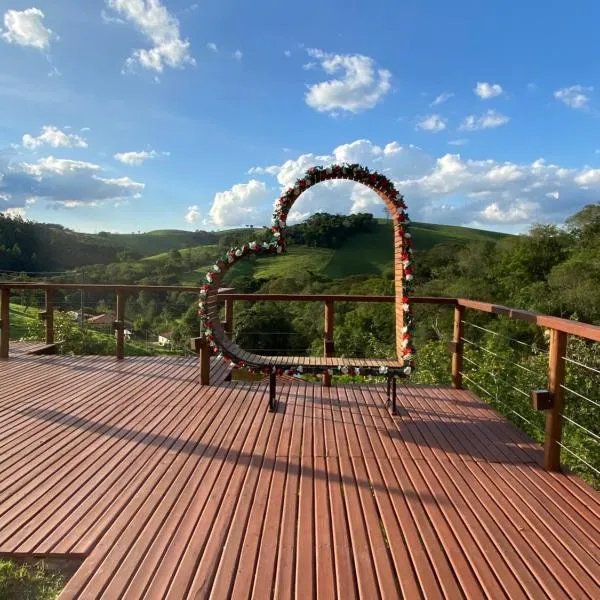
[
  {"left": 304, "top": 48, "right": 391, "bottom": 114},
  {"left": 106, "top": 0, "right": 195, "bottom": 73},
  {"left": 232, "top": 49, "right": 243, "bottom": 61},
  {"left": 80, "top": 127, "right": 91, "bottom": 132},
  {"left": 459, "top": 110, "right": 510, "bottom": 131},
  {"left": 101, "top": 9, "right": 125, "bottom": 25},
  {"left": 113, "top": 149, "right": 169, "bottom": 165},
  {"left": 416, "top": 114, "right": 447, "bottom": 132},
  {"left": 206, "top": 42, "right": 217, "bottom": 52},
  {"left": 574, "top": 168, "right": 600, "bottom": 186},
  {"left": 185, "top": 204, "right": 200, "bottom": 223},
  {"left": 448, "top": 139, "right": 468, "bottom": 146},
  {"left": 22, "top": 125, "right": 88, "bottom": 150},
  {"left": 431, "top": 92, "right": 453, "bottom": 106},
  {"left": 209, "top": 180, "right": 270, "bottom": 227},
  {"left": 284, "top": 50, "right": 291, "bottom": 57},
  {"left": 2, "top": 206, "right": 26, "bottom": 219},
  {"left": 474, "top": 82, "right": 504, "bottom": 99},
  {"left": 241, "top": 139, "right": 600, "bottom": 230},
  {"left": 1, "top": 7, "right": 55, "bottom": 50},
  {"left": 0, "top": 154, "right": 144, "bottom": 210},
  {"left": 554, "top": 85, "right": 592, "bottom": 110}
]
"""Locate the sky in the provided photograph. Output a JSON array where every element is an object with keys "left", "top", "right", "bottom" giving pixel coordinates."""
[{"left": 1, "top": 0, "right": 600, "bottom": 234}]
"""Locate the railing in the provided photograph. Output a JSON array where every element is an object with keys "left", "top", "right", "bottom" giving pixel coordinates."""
[
  {"left": 213, "top": 292, "right": 600, "bottom": 480},
  {"left": 0, "top": 282, "right": 201, "bottom": 359},
  {"left": 1, "top": 282, "right": 599, "bottom": 480}
]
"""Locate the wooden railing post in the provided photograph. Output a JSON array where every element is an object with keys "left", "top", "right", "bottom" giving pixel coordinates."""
[
  {"left": 0, "top": 287, "right": 9, "bottom": 359},
  {"left": 323, "top": 300, "right": 335, "bottom": 387},
  {"left": 451, "top": 305, "right": 465, "bottom": 389},
  {"left": 45, "top": 289, "right": 54, "bottom": 344},
  {"left": 544, "top": 329, "right": 568, "bottom": 471},
  {"left": 115, "top": 289, "right": 125, "bottom": 360},
  {"left": 224, "top": 298, "right": 234, "bottom": 337},
  {"left": 199, "top": 336, "right": 211, "bottom": 385}
]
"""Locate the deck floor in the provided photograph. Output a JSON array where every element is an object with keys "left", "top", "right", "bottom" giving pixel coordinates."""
[{"left": 0, "top": 355, "right": 598, "bottom": 599}]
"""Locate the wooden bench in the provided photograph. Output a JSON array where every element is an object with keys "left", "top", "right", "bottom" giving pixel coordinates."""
[{"left": 198, "top": 163, "right": 416, "bottom": 413}]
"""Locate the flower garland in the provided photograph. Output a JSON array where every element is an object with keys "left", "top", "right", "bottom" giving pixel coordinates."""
[{"left": 199, "top": 163, "right": 415, "bottom": 377}]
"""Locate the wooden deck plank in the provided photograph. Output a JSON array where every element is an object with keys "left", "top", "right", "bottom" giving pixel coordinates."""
[{"left": 0, "top": 356, "right": 597, "bottom": 599}]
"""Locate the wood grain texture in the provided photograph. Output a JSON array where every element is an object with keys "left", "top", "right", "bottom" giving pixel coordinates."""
[{"left": 0, "top": 355, "right": 597, "bottom": 599}]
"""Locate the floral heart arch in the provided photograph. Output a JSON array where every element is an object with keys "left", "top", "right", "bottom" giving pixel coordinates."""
[{"left": 199, "top": 163, "right": 415, "bottom": 376}]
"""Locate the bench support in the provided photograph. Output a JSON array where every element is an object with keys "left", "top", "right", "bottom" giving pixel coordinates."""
[
  {"left": 387, "top": 375, "right": 398, "bottom": 415},
  {"left": 269, "top": 372, "right": 277, "bottom": 412}
]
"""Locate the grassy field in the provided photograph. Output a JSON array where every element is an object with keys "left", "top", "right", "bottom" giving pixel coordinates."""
[{"left": 181, "top": 221, "right": 506, "bottom": 283}]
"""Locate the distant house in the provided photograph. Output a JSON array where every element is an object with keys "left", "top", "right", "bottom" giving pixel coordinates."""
[
  {"left": 158, "top": 331, "right": 173, "bottom": 347},
  {"left": 87, "top": 313, "right": 116, "bottom": 327}
]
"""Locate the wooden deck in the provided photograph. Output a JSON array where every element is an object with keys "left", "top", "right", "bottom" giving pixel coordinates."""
[{"left": 0, "top": 355, "right": 598, "bottom": 599}]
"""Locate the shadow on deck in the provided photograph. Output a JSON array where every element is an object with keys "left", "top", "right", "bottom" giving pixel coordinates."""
[{"left": 0, "top": 354, "right": 598, "bottom": 599}]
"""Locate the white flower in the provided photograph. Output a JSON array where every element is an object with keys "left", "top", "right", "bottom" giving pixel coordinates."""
[
  {"left": 405, "top": 233, "right": 412, "bottom": 239},
  {"left": 404, "top": 366, "right": 412, "bottom": 375},
  {"left": 379, "top": 366, "right": 388, "bottom": 375},
  {"left": 212, "top": 264, "right": 221, "bottom": 272},
  {"left": 277, "top": 246, "right": 283, "bottom": 254},
  {"left": 402, "top": 339, "right": 409, "bottom": 348},
  {"left": 273, "top": 231, "right": 281, "bottom": 238},
  {"left": 297, "top": 365, "right": 303, "bottom": 373},
  {"left": 406, "top": 274, "right": 413, "bottom": 281},
  {"left": 402, "top": 326, "right": 408, "bottom": 334},
  {"left": 403, "top": 303, "right": 410, "bottom": 312},
  {"left": 227, "top": 253, "right": 235, "bottom": 263},
  {"left": 249, "top": 241, "right": 257, "bottom": 250},
  {"left": 235, "top": 249, "right": 243, "bottom": 257},
  {"left": 355, "top": 367, "right": 360, "bottom": 376},
  {"left": 327, "top": 368, "right": 333, "bottom": 375},
  {"left": 341, "top": 366, "right": 349, "bottom": 375}
]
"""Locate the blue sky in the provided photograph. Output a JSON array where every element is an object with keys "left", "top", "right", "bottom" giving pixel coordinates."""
[{"left": 1, "top": 0, "right": 600, "bottom": 233}]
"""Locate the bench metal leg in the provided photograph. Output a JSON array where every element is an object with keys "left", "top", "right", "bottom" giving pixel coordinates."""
[
  {"left": 386, "top": 376, "right": 391, "bottom": 405},
  {"left": 391, "top": 376, "right": 397, "bottom": 416},
  {"left": 269, "top": 372, "right": 277, "bottom": 412}
]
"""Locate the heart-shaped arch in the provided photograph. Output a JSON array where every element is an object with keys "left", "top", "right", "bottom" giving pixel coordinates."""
[{"left": 199, "top": 163, "right": 415, "bottom": 376}]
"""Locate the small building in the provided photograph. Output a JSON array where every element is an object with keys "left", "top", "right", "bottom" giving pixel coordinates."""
[{"left": 158, "top": 331, "right": 173, "bottom": 347}]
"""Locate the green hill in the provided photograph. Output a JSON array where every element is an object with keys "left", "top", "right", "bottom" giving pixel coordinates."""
[{"left": 139, "top": 220, "right": 508, "bottom": 285}]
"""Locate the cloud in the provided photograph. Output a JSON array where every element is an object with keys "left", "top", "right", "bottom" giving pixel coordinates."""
[
  {"left": 416, "top": 114, "right": 447, "bottom": 132},
  {"left": 0, "top": 153, "right": 144, "bottom": 210},
  {"left": 448, "top": 139, "right": 468, "bottom": 146},
  {"left": 113, "top": 150, "right": 169, "bottom": 165},
  {"left": 209, "top": 180, "right": 270, "bottom": 227},
  {"left": 1, "top": 7, "right": 55, "bottom": 50},
  {"left": 22, "top": 125, "right": 88, "bottom": 150},
  {"left": 1, "top": 206, "right": 26, "bottom": 219},
  {"left": 284, "top": 50, "right": 291, "bottom": 57},
  {"left": 459, "top": 110, "right": 510, "bottom": 131},
  {"left": 304, "top": 48, "right": 391, "bottom": 114},
  {"left": 106, "top": 0, "right": 195, "bottom": 73},
  {"left": 241, "top": 139, "right": 600, "bottom": 230},
  {"left": 101, "top": 9, "right": 125, "bottom": 25},
  {"left": 206, "top": 42, "right": 217, "bottom": 52},
  {"left": 474, "top": 82, "right": 503, "bottom": 99},
  {"left": 431, "top": 92, "right": 453, "bottom": 107},
  {"left": 554, "top": 85, "right": 592, "bottom": 110},
  {"left": 232, "top": 49, "right": 243, "bottom": 61},
  {"left": 185, "top": 204, "right": 200, "bottom": 223}
]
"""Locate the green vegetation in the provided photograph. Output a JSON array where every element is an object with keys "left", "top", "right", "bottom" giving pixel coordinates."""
[{"left": 0, "top": 560, "right": 64, "bottom": 600}]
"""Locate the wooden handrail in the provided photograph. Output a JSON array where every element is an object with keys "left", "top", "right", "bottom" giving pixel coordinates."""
[
  {"left": 217, "top": 293, "right": 458, "bottom": 304},
  {"left": 457, "top": 299, "right": 600, "bottom": 343},
  {"left": 0, "top": 282, "right": 202, "bottom": 293}
]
